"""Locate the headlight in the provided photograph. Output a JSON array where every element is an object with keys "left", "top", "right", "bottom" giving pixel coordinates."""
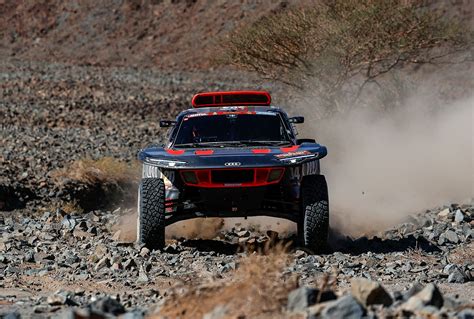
[
  {"left": 278, "top": 153, "right": 318, "bottom": 164},
  {"left": 145, "top": 157, "right": 187, "bottom": 168}
]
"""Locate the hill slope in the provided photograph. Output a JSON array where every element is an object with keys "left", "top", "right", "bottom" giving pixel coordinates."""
[{"left": 0, "top": 0, "right": 307, "bottom": 69}]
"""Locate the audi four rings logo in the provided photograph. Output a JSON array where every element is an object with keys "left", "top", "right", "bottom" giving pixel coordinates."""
[{"left": 224, "top": 162, "right": 241, "bottom": 166}]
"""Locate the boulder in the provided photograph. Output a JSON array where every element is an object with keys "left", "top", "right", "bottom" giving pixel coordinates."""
[
  {"left": 402, "top": 283, "right": 443, "bottom": 312},
  {"left": 94, "top": 257, "right": 110, "bottom": 271},
  {"left": 321, "top": 295, "right": 364, "bottom": 319},
  {"left": 457, "top": 309, "right": 474, "bottom": 319},
  {"left": 454, "top": 210, "right": 464, "bottom": 223},
  {"left": 47, "top": 293, "right": 67, "bottom": 306},
  {"left": 350, "top": 278, "right": 392, "bottom": 307},
  {"left": 444, "top": 230, "right": 459, "bottom": 244},
  {"left": 46, "top": 290, "right": 77, "bottom": 306},
  {"left": 88, "top": 297, "right": 125, "bottom": 316},
  {"left": 287, "top": 287, "right": 337, "bottom": 312},
  {"left": 437, "top": 208, "right": 450, "bottom": 219},
  {"left": 447, "top": 266, "right": 469, "bottom": 283},
  {"left": 3, "top": 312, "right": 21, "bottom": 319}
]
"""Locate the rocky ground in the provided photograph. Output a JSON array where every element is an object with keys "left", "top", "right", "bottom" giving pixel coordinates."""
[
  {"left": 1, "top": 198, "right": 473, "bottom": 318},
  {"left": 0, "top": 0, "right": 312, "bottom": 69},
  {"left": 0, "top": 60, "right": 267, "bottom": 209},
  {"left": 1, "top": 61, "right": 473, "bottom": 318}
]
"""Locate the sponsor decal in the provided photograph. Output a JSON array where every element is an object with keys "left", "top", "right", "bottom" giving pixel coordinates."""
[
  {"left": 275, "top": 150, "right": 311, "bottom": 159},
  {"left": 142, "top": 164, "right": 180, "bottom": 202},
  {"left": 184, "top": 113, "right": 207, "bottom": 120},
  {"left": 289, "top": 167, "right": 301, "bottom": 181},
  {"left": 142, "top": 163, "right": 159, "bottom": 178},
  {"left": 142, "top": 164, "right": 175, "bottom": 185},
  {"left": 302, "top": 160, "right": 320, "bottom": 176},
  {"left": 219, "top": 106, "right": 247, "bottom": 111},
  {"left": 224, "top": 162, "right": 241, "bottom": 166},
  {"left": 289, "top": 160, "right": 320, "bottom": 180}
]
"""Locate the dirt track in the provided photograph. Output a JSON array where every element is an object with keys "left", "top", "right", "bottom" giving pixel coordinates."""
[{"left": 0, "top": 61, "right": 473, "bottom": 318}]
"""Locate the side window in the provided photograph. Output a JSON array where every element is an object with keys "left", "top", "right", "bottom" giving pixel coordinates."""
[
  {"left": 168, "top": 118, "right": 181, "bottom": 143},
  {"left": 166, "top": 127, "right": 175, "bottom": 140},
  {"left": 278, "top": 112, "right": 296, "bottom": 139},
  {"left": 291, "top": 122, "right": 299, "bottom": 136}
]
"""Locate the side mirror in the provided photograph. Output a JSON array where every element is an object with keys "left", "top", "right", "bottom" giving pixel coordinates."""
[
  {"left": 297, "top": 138, "right": 316, "bottom": 145},
  {"left": 289, "top": 116, "right": 304, "bottom": 124},
  {"left": 160, "top": 120, "right": 177, "bottom": 128}
]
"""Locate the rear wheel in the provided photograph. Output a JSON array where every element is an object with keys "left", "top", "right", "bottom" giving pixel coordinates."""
[
  {"left": 297, "top": 175, "right": 329, "bottom": 253},
  {"left": 137, "top": 178, "right": 166, "bottom": 250}
]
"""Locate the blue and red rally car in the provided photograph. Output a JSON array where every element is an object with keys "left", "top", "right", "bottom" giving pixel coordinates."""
[{"left": 137, "top": 91, "right": 328, "bottom": 252}]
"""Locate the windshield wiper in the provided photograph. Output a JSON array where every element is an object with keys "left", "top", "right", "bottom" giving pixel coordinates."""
[
  {"left": 238, "top": 140, "right": 291, "bottom": 146},
  {"left": 174, "top": 140, "right": 291, "bottom": 148},
  {"left": 174, "top": 141, "right": 245, "bottom": 148},
  {"left": 173, "top": 142, "right": 213, "bottom": 148}
]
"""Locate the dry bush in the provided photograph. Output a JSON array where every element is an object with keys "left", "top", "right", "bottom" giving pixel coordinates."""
[
  {"left": 155, "top": 245, "right": 299, "bottom": 319},
  {"left": 51, "top": 157, "right": 140, "bottom": 211},
  {"left": 219, "top": 0, "right": 472, "bottom": 115},
  {"left": 52, "top": 157, "right": 140, "bottom": 186},
  {"left": 44, "top": 200, "right": 84, "bottom": 216},
  {"left": 60, "top": 200, "right": 84, "bottom": 214},
  {"left": 447, "top": 242, "right": 474, "bottom": 265}
]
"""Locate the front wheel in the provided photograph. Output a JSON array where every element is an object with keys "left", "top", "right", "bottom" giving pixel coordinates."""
[
  {"left": 297, "top": 175, "right": 329, "bottom": 253},
  {"left": 137, "top": 178, "right": 166, "bottom": 250}
]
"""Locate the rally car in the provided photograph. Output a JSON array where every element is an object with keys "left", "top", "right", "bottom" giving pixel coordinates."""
[{"left": 137, "top": 91, "right": 329, "bottom": 252}]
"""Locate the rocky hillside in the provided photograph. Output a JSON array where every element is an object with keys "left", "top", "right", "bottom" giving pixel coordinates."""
[
  {"left": 1, "top": 0, "right": 470, "bottom": 70},
  {"left": 0, "top": 0, "right": 309, "bottom": 69}
]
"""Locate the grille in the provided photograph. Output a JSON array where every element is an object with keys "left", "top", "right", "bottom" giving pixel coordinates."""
[{"left": 211, "top": 169, "right": 254, "bottom": 184}]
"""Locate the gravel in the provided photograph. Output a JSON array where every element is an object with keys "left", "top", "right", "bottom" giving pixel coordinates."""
[{"left": 1, "top": 202, "right": 472, "bottom": 318}]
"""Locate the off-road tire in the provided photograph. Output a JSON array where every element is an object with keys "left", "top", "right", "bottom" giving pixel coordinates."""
[
  {"left": 298, "top": 175, "right": 329, "bottom": 253},
  {"left": 137, "top": 178, "right": 166, "bottom": 250}
]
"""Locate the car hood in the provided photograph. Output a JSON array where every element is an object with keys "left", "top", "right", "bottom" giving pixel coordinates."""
[{"left": 138, "top": 143, "right": 327, "bottom": 169}]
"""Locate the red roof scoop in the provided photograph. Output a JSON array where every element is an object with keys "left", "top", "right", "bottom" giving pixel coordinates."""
[{"left": 192, "top": 91, "right": 271, "bottom": 108}]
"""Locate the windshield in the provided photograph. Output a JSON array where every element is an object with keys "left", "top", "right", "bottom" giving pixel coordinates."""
[{"left": 173, "top": 113, "right": 291, "bottom": 147}]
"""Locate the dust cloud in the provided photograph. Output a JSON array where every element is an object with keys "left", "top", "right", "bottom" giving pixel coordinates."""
[
  {"left": 115, "top": 210, "right": 225, "bottom": 241},
  {"left": 223, "top": 217, "right": 294, "bottom": 237},
  {"left": 300, "top": 94, "right": 473, "bottom": 236},
  {"left": 118, "top": 86, "right": 473, "bottom": 241},
  {"left": 114, "top": 211, "right": 138, "bottom": 242},
  {"left": 167, "top": 218, "right": 224, "bottom": 239}
]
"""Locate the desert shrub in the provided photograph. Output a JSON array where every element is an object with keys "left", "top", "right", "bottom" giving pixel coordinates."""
[
  {"left": 60, "top": 200, "right": 84, "bottom": 214},
  {"left": 51, "top": 157, "right": 140, "bottom": 211},
  {"left": 52, "top": 157, "right": 140, "bottom": 186},
  {"left": 219, "top": 0, "right": 471, "bottom": 115},
  {"left": 45, "top": 200, "right": 84, "bottom": 216},
  {"left": 155, "top": 245, "right": 297, "bottom": 318}
]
